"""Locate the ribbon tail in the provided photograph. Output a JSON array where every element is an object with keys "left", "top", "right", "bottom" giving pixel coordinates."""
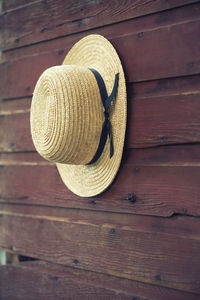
[
  {"left": 104, "top": 73, "right": 119, "bottom": 110},
  {"left": 110, "top": 134, "right": 114, "bottom": 158},
  {"left": 108, "top": 121, "right": 114, "bottom": 158},
  {"left": 87, "top": 120, "right": 108, "bottom": 165}
]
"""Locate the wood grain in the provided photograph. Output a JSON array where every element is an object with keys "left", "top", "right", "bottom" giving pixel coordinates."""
[
  {"left": 0, "top": 2, "right": 200, "bottom": 299},
  {"left": 0, "top": 206, "right": 200, "bottom": 293},
  {"left": 1, "top": 261, "right": 200, "bottom": 300},
  {"left": 3, "top": 2, "right": 200, "bottom": 62},
  {"left": 1, "top": 0, "right": 199, "bottom": 50},
  {"left": 0, "top": 97, "right": 31, "bottom": 113},
  {"left": 127, "top": 91, "right": 200, "bottom": 148},
  {"left": 1, "top": 144, "right": 200, "bottom": 217},
  {"left": 0, "top": 112, "right": 33, "bottom": 152},
  {"left": 1, "top": 12, "right": 200, "bottom": 99},
  {"left": 2, "top": 0, "right": 38, "bottom": 11},
  {"left": 0, "top": 262, "right": 134, "bottom": 300}
]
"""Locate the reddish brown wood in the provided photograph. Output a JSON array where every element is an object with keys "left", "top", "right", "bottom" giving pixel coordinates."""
[
  {"left": 0, "top": 263, "right": 133, "bottom": 300},
  {"left": 0, "top": 51, "right": 60, "bottom": 100},
  {"left": 0, "top": 112, "right": 33, "bottom": 152},
  {"left": 125, "top": 144, "right": 200, "bottom": 166},
  {"left": 1, "top": 0, "right": 198, "bottom": 50},
  {"left": 0, "top": 97, "right": 31, "bottom": 113},
  {"left": 1, "top": 145, "right": 200, "bottom": 217},
  {"left": 1, "top": 76, "right": 200, "bottom": 151},
  {"left": 127, "top": 92, "right": 200, "bottom": 148},
  {"left": 113, "top": 19, "right": 200, "bottom": 83},
  {"left": 1, "top": 202, "right": 200, "bottom": 239},
  {"left": 1, "top": 15, "right": 200, "bottom": 99},
  {"left": 3, "top": 21, "right": 200, "bottom": 97},
  {"left": 0, "top": 152, "right": 50, "bottom": 164},
  {"left": 3, "top": 2, "right": 200, "bottom": 62},
  {"left": 2, "top": 0, "right": 38, "bottom": 11},
  {"left": 0, "top": 207, "right": 200, "bottom": 293},
  {"left": 1, "top": 261, "right": 199, "bottom": 300},
  {"left": 133, "top": 73, "right": 200, "bottom": 99},
  {"left": 0, "top": 3, "right": 200, "bottom": 299}
]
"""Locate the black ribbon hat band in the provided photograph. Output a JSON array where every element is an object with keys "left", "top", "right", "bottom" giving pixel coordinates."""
[{"left": 87, "top": 68, "right": 119, "bottom": 165}]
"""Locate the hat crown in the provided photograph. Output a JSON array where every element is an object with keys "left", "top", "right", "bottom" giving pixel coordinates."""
[{"left": 30, "top": 65, "right": 103, "bottom": 165}]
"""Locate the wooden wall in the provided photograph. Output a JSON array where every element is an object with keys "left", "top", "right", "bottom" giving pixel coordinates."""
[{"left": 0, "top": 1, "right": 200, "bottom": 299}]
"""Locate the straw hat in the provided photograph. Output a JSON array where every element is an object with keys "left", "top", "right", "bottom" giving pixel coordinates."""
[{"left": 30, "top": 34, "right": 126, "bottom": 197}]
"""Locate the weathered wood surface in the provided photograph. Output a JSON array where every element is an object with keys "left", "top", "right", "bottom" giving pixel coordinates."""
[
  {"left": 1, "top": 3, "right": 200, "bottom": 99},
  {"left": 2, "top": 0, "right": 38, "bottom": 11},
  {"left": 0, "top": 262, "right": 135, "bottom": 300},
  {"left": 3, "top": 2, "right": 200, "bottom": 62},
  {"left": 0, "top": 205, "right": 200, "bottom": 294},
  {"left": 1, "top": 261, "right": 200, "bottom": 300},
  {"left": 0, "top": 97, "right": 31, "bottom": 113},
  {"left": 1, "top": 75, "right": 200, "bottom": 151},
  {"left": 1, "top": 1, "right": 200, "bottom": 298},
  {"left": 1, "top": 0, "right": 199, "bottom": 50},
  {"left": 0, "top": 144, "right": 200, "bottom": 217}
]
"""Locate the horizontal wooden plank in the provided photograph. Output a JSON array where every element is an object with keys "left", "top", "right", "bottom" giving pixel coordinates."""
[
  {"left": 1, "top": 144, "right": 200, "bottom": 217},
  {"left": 0, "top": 97, "right": 31, "bottom": 114},
  {"left": 0, "top": 112, "right": 33, "bottom": 152},
  {"left": 1, "top": 0, "right": 199, "bottom": 50},
  {"left": 1, "top": 75, "right": 200, "bottom": 151},
  {"left": 1, "top": 202, "right": 200, "bottom": 239},
  {"left": 0, "top": 262, "right": 134, "bottom": 300},
  {"left": 0, "top": 206, "right": 200, "bottom": 293},
  {"left": 114, "top": 19, "right": 200, "bottom": 83},
  {"left": 0, "top": 152, "right": 51, "bottom": 165},
  {"left": 130, "top": 74, "right": 200, "bottom": 145},
  {"left": 1, "top": 260, "right": 199, "bottom": 300},
  {"left": 1, "top": 7, "right": 200, "bottom": 99},
  {"left": 128, "top": 91, "right": 200, "bottom": 148}
]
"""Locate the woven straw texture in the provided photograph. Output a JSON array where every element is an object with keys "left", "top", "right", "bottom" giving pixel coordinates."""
[
  {"left": 31, "top": 34, "right": 126, "bottom": 197},
  {"left": 31, "top": 65, "right": 103, "bottom": 165}
]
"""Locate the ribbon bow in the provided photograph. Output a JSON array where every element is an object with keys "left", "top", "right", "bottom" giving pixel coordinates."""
[{"left": 87, "top": 68, "right": 119, "bottom": 165}]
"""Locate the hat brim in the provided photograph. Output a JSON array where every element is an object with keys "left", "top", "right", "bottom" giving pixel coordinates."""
[{"left": 56, "top": 34, "right": 127, "bottom": 197}]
